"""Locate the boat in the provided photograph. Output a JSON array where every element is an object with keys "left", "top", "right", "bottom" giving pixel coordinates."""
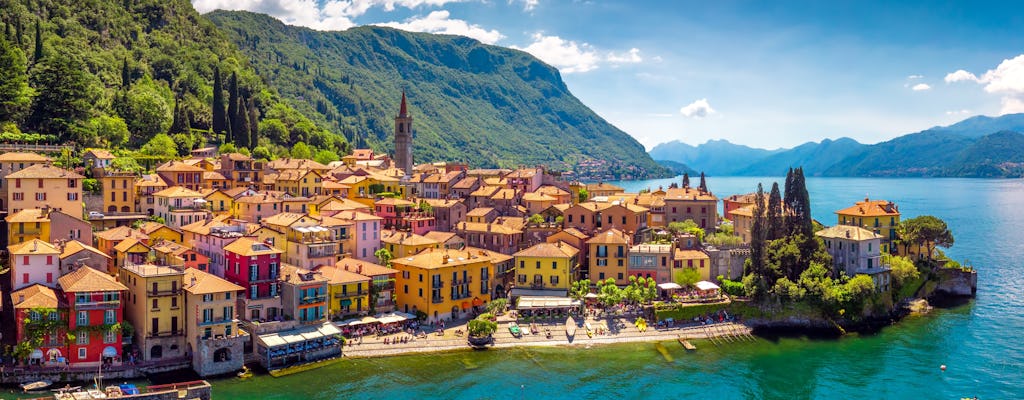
[
  {"left": 679, "top": 338, "right": 697, "bottom": 351},
  {"left": 509, "top": 322, "right": 522, "bottom": 337},
  {"left": 565, "top": 316, "right": 577, "bottom": 337},
  {"left": 22, "top": 380, "right": 52, "bottom": 392},
  {"left": 237, "top": 365, "right": 253, "bottom": 379},
  {"left": 585, "top": 322, "right": 593, "bottom": 338}
]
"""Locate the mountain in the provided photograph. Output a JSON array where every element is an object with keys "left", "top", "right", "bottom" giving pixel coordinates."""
[
  {"left": 654, "top": 159, "right": 697, "bottom": 176},
  {"left": 945, "top": 131, "right": 1024, "bottom": 177},
  {"left": 740, "top": 137, "right": 865, "bottom": 176},
  {"left": 822, "top": 131, "right": 974, "bottom": 177},
  {"left": 0, "top": 0, "right": 339, "bottom": 155},
  {"left": 647, "top": 139, "right": 781, "bottom": 175},
  {"left": 206, "top": 11, "right": 669, "bottom": 179},
  {"left": 924, "top": 114, "right": 1024, "bottom": 138}
]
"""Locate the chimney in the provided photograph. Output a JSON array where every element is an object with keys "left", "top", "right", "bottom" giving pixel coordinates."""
[
  {"left": 33, "top": 240, "right": 38, "bottom": 252},
  {"left": 357, "top": 265, "right": 363, "bottom": 274},
  {"left": 190, "top": 276, "right": 197, "bottom": 287},
  {"left": 343, "top": 263, "right": 349, "bottom": 272}
]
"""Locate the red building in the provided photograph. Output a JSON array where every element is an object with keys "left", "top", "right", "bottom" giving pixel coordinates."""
[
  {"left": 57, "top": 266, "right": 128, "bottom": 367},
  {"left": 10, "top": 284, "right": 68, "bottom": 366},
  {"left": 223, "top": 237, "right": 284, "bottom": 321}
]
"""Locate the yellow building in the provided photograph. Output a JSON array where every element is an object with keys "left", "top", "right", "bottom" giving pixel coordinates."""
[
  {"left": 273, "top": 169, "right": 323, "bottom": 197},
  {"left": 0, "top": 152, "right": 50, "bottom": 212},
  {"left": 587, "top": 228, "right": 631, "bottom": 285},
  {"left": 316, "top": 265, "right": 371, "bottom": 319},
  {"left": 381, "top": 230, "right": 440, "bottom": 258},
  {"left": 835, "top": 197, "right": 901, "bottom": 253},
  {"left": 513, "top": 242, "right": 579, "bottom": 293},
  {"left": 6, "top": 208, "right": 51, "bottom": 245},
  {"left": 119, "top": 263, "right": 186, "bottom": 361},
  {"left": 5, "top": 164, "right": 84, "bottom": 216},
  {"left": 139, "top": 222, "right": 183, "bottom": 244},
  {"left": 391, "top": 247, "right": 508, "bottom": 322},
  {"left": 182, "top": 267, "right": 246, "bottom": 377},
  {"left": 674, "top": 249, "right": 713, "bottom": 281},
  {"left": 99, "top": 172, "right": 137, "bottom": 213},
  {"left": 202, "top": 189, "right": 235, "bottom": 214}
]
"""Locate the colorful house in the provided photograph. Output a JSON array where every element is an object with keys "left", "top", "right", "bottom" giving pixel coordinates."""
[
  {"left": 6, "top": 208, "right": 51, "bottom": 245},
  {"left": 60, "top": 240, "right": 112, "bottom": 274},
  {"left": 223, "top": 237, "right": 284, "bottom": 321},
  {"left": 182, "top": 268, "right": 246, "bottom": 377},
  {"left": 816, "top": 225, "right": 892, "bottom": 292},
  {"left": 155, "top": 161, "right": 204, "bottom": 191},
  {"left": 119, "top": 263, "right": 186, "bottom": 361},
  {"left": 10, "top": 284, "right": 67, "bottom": 366},
  {"left": 512, "top": 242, "right": 579, "bottom": 295},
  {"left": 5, "top": 164, "right": 84, "bottom": 217},
  {"left": 663, "top": 187, "right": 718, "bottom": 229},
  {"left": 835, "top": 197, "right": 901, "bottom": 254},
  {"left": 139, "top": 221, "right": 184, "bottom": 244},
  {"left": 391, "top": 247, "right": 506, "bottom": 322},
  {"left": 0, "top": 151, "right": 51, "bottom": 213},
  {"left": 94, "top": 226, "right": 149, "bottom": 273},
  {"left": 58, "top": 266, "right": 128, "bottom": 367},
  {"left": 9, "top": 239, "right": 62, "bottom": 291},
  {"left": 334, "top": 257, "right": 399, "bottom": 313},
  {"left": 151, "top": 239, "right": 210, "bottom": 272},
  {"left": 330, "top": 210, "right": 381, "bottom": 261},
  {"left": 99, "top": 171, "right": 137, "bottom": 213},
  {"left": 381, "top": 230, "right": 440, "bottom": 258},
  {"left": 278, "top": 263, "right": 328, "bottom": 325},
  {"left": 587, "top": 228, "right": 632, "bottom": 285},
  {"left": 153, "top": 186, "right": 210, "bottom": 229},
  {"left": 315, "top": 264, "right": 371, "bottom": 319}
]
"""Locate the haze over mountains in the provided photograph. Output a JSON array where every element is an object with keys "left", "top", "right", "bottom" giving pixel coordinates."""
[{"left": 649, "top": 113, "right": 1024, "bottom": 178}]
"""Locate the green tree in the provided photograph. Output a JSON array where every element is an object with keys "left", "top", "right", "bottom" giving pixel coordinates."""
[
  {"left": 374, "top": 248, "right": 393, "bottom": 267},
  {"left": 570, "top": 279, "right": 591, "bottom": 300},
  {"left": 251, "top": 145, "right": 272, "bottom": 161},
  {"left": 88, "top": 115, "right": 129, "bottom": 148},
  {"left": 121, "top": 57, "right": 131, "bottom": 88},
  {"left": 668, "top": 219, "right": 705, "bottom": 242},
  {"left": 258, "top": 118, "right": 288, "bottom": 143},
  {"left": 234, "top": 95, "right": 250, "bottom": 149},
  {"left": 747, "top": 183, "right": 769, "bottom": 300},
  {"left": 884, "top": 253, "right": 920, "bottom": 287},
  {"left": 596, "top": 278, "right": 622, "bottom": 308},
  {"left": 577, "top": 188, "right": 589, "bottom": 203},
  {"left": 698, "top": 171, "right": 707, "bottom": 192},
  {"left": 682, "top": 172, "right": 690, "bottom": 188},
  {"left": 528, "top": 214, "right": 545, "bottom": 225},
  {"left": 0, "top": 37, "right": 31, "bottom": 123},
  {"left": 29, "top": 54, "right": 95, "bottom": 141},
  {"left": 171, "top": 133, "right": 195, "bottom": 156},
  {"left": 218, "top": 142, "right": 238, "bottom": 154},
  {"left": 169, "top": 98, "right": 190, "bottom": 135},
  {"left": 767, "top": 182, "right": 783, "bottom": 240},
  {"left": 313, "top": 149, "right": 338, "bottom": 165},
  {"left": 140, "top": 133, "right": 177, "bottom": 158},
  {"left": 291, "top": 141, "right": 312, "bottom": 159},
  {"left": 212, "top": 65, "right": 226, "bottom": 136},
  {"left": 467, "top": 316, "right": 497, "bottom": 337},
  {"left": 247, "top": 97, "right": 259, "bottom": 149},
  {"left": 898, "top": 215, "right": 954, "bottom": 262},
  {"left": 226, "top": 71, "right": 238, "bottom": 143},
  {"left": 674, "top": 267, "right": 701, "bottom": 288},
  {"left": 125, "top": 79, "right": 173, "bottom": 144},
  {"left": 33, "top": 20, "right": 42, "bottom": 62}
]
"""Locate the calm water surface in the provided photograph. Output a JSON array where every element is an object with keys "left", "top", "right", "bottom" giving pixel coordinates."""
[{"left": 23, "top": 177, "right": 1024, "bottom": 400}]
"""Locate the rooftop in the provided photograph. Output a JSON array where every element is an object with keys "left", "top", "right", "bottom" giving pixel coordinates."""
[
  {"left": 183, "top": 268, "right": 244, "bottom": 295},
  {"left": 391, "top": 246, "right": 512, "bottom": 270},
  {"left": 224, "top": 237, "right": 282, "bottom": 257},
  {"left": 58, "top": 266, "right": 128, "bottom": 293},
  {"left": 7, "top": 164, "right": 84, "bottom": 179},
  {"left": 514, "top": 242, "right": 580, "bottom": 258}
]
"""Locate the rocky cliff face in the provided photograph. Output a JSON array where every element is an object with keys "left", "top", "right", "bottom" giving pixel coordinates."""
[{"left": 933, "top": 268, "right": 978, "bottom": 297}]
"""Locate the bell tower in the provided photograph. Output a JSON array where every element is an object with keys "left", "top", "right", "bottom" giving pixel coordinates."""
[{"left": 394, "top": 91, "right": 413, "bottom": 176}]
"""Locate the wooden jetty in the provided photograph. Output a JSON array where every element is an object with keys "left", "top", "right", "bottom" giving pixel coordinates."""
[{"left": 678, "top": 337, "right": 697, "bottom": 351}]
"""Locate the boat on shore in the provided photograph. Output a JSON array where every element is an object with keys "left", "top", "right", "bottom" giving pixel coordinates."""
[
  {"left": 51, "top": 380, "right": 212, "bottom": 400},
  {"left": 566, "top": 316, "right": 577, "bottom": 337},
  {"left": 22, "top": 380, "right": 52, "bottom": 392}
]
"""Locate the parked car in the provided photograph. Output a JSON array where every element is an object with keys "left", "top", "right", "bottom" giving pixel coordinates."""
[{"left": 88, "top": 211, "right": 104, "bottom": 219}]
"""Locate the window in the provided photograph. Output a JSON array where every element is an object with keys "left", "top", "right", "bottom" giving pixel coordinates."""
[
  {"left": 104, "top": 330, "right": 116, "bottom": 344},
  {"left": 77, "top": 311, "right": 89, "bottom": 326},
  {"left": 77, "top": 333, "right": 89, "bottom": 345},
  {"left": 35, "top": 193, "right": 46, "bottom": 201},
  {"left": 104, "top": 310, "right": 115, "bottom": 324},
  {"left": 151, "top": 298, "right": 159, "bottom": 310},
  {"left": 171, "top": 297, "right": 178, "bottom": 308},
  {"left": 518, "top": 274, "right": 527, "bottom": 283},
  {"left": 38, "top": 179, "right": 43, "bottom": 188},
  {"left": 202, "top": 294, "right": 213, "bottom": 302},
  {"left": 68, "top": 193, "right": 78, "bottom": 201},
  {"left": 536, "top": 261, "right": 541, "bottom": 269},
  {"left": 225, "top": 292, "right": 231, "bottom": 300},
  {"left": 203, "top": 308, "right": 214, "bottom": 323},
  {"left": 78, "top": 348, "right": 87, "bottom": 359},
  {"left": 550, "top": 275, "right": 559, "bottom": 285},
  {"left": 15, "top": 178, "right": 20, "bottom": 188},
  {"left": 12, "top": 192, "right": 22, "bottom": 200}
]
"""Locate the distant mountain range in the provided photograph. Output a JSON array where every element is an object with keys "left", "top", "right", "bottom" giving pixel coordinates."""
[{"left": 649, "top": 113, "right": 1024, "bottom": 177}]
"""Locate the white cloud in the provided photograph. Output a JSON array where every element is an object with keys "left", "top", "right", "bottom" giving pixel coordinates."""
[
  {"left": 908, "top": 74, "right": 923, "bottom": 79},
  {"left": 607, "top": 48, "right": 643, "bottom": 64},
  {"left": 911, "top": 83, "right": 931, "bottom": 91},
  {"left": 377, "top": 10, "right": 504, "bottom": 44},
  {"left": 944, "top": 69, "right": 979, "bottom": 83},
  {"left": 946, "top": 55, "right": 1024, "bottom": 115},
  {"left": 679, "top": 99, "right": 715, "bottom": 118},
  {"left": 513, "top": 33, "right": 601, "bottom": 73},
  {"left": 190, "top": 0, "right": 468, "bottom": 31},
  {"left": 509, "top": 0, "right": 539, "bottom": 11},
  {"left": 945, "top": 109, "right": 971, "bottom": 115}
]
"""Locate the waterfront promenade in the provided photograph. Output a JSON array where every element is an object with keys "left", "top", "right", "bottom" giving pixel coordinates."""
[{"left": 341, "top": 312, "right": 753, "bottom": 358}]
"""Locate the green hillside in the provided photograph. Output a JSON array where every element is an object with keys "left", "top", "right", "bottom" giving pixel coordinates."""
[
  {"left": 0, "top": 0, "right": 344, "bottom": 160},
  {"left": 206, "top": 11, "right": 668, "bottom": 179}
]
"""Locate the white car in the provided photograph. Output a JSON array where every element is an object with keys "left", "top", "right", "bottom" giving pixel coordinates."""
[{"left": 88, "top": 211, "right": 105, "bottom": 219}]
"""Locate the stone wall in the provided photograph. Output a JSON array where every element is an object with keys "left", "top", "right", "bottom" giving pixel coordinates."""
[
  {"left": 193, "top": 334, "right": 246, "bottom": 377},
  {"left": 706, "top": 245, "right": 749, "bottom": 281},
  {"left": 0, "top": 359, "right": 192, "bottom": 384},
  {"left": 933, "top": 268, "right": 977, "bottom": 297}
]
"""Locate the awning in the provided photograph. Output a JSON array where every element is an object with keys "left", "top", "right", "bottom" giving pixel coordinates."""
[
  {"left": 657, "top": 282, "right": 683, "bottom": 290},
  {"left": 340, "top": 299, "right": 352, "bottom": 307},
  {"left": 375, "top": 312, "right": 409, "bottom": 324},
  {"left": 348, "top": 316, "right": 379, "bottom": 326},
  {"left": 695, "top": 281, "right": 721, "bottom": 291},
  {"left": 516, "top": 295, "right": 581, "bottom": 310},
  {"left": 583, "top": 293, "right": 599, "bottom": 299},
  {"left": 102, "top": 346, "right": 118, "bottom": 358},
  {"left": 472, "top": 297, "right": 484, "bottom": 307},
  {"left": 47, "top": 348, "right": 62, "bottom": 358},
  {"left": 29, "top": 349, "right": 43, "bottom": 359}
]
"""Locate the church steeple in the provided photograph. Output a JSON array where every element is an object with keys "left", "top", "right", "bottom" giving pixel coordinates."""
[{"left": 394, "top": 91, "right": 413, "bottom": 176}]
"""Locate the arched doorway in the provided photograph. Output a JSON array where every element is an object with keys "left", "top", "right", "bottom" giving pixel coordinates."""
[
  {"left": 108, "top": 206, "right": 116, "bottom": 212},
  {"left": 150, "top": 345, "right": 163, "bottom": 359},
  {"left": 121, "top": 206, "right": 131, "bottom": 212}
]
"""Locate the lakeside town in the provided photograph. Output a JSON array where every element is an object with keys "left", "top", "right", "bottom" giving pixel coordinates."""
[{"left": 0, "top": 94, "right": 972, "bottom": 396}]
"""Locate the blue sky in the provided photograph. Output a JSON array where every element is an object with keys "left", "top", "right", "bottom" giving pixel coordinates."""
[{"left": 191, "top": 0, "right": 1024, "bottom": 149}]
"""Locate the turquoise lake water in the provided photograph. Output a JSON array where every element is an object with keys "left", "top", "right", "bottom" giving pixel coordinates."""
[{"left": 11, "top": 176, "right": 1018, "bottom": 399}]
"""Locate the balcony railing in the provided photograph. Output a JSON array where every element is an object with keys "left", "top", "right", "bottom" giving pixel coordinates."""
[
  {"left": 75, "top": 300, "right": 121, "bottom": 309},
  {"left": 450, "top": 276, "right": 472, "bottom": 286},
  {"left": 451, "top": 292, "right": 472, "bottom": 300},
  {"left": 432, "top": 281, "right": 444, "bottom": 289},
  {"left": 301, "top": 294, "right": 328, "bottom": 304},
  {"left": 147, "top": 330, "right": 183, "bottom": 338},
  {"left": 150, "top": 289, "right": 181, "bottom": 297},
  {"left": 530, "top": 282, "right": 546, "bottom": 290},
  {"left": 168, "top": 204, "right": 206, "bottom": 211},
  {"left": 431, "top": 296, "right": 444, "bottom": 304},
  {"left": 198, "top": 318, "right": 237, "bottom": 327},
  {"left": 334, "top": 291, "right": 365, "bottom": 298}
]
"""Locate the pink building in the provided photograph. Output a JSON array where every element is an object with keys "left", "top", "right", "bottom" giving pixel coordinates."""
[
  {"left": 181, "top": 216, "right": 251, "bottom": 278},
  {"left": 223, "top": 237, "right": 283, "bottom": 321},
  {"left": 233, "top": 193, "right": 282, "bottom": 223},
  {"left": 331, "top": 210, "right": 381, "bottom": 262},
  {"left": 9, "top": 239, "right": 61, "bottom": 291}
]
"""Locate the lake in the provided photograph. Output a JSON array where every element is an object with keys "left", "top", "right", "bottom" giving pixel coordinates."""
[{"left": 45, "top": 177, "right": 1024, "bottom": 399}]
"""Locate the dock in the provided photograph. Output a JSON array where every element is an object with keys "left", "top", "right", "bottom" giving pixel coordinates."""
[{"left": 678, "top": 338, "right": 697, "bottom": 351}]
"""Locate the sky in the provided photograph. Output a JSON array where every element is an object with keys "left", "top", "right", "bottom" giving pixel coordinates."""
[{"left": 190, "top": 0, "right": 1024, "bottom": 150}]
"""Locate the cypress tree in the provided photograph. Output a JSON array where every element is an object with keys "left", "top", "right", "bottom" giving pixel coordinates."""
[
  {"left": 121, "top": 57, "right": 130, "bottom": 88},
  {"left": 794, "top": 168, "right": 813, "bottom": 235},
  {"left": 169, "top": 97, "right": 190, "bottom": 134},
  {"left": 767, "top": 182, "right": 783, "bottom": 240},
  {"left": 0, "top": 36, "right": 31, "bottom": 123},
  {"left": 4, "top": 22, "right": 10, "bottom": 41},
  {"left": 783, "top": 167, "right": 796, "bottom": 233},
  {"left": 698, "top": 172, "right": 707, "bottom": 192},
  {"left": 33, "top": 20, "right": 42, "bottom": 61},
  {"left": 247, "top": 97, "right": 259, "bottom": 149},
  {"left": 226, "top": 71, "right": 238, "bottom": 143},
  {"left": 681, "top": 172, "right": 690, "bottom": 188},
  {"left": 749, "top": 182, "right": 768, "bottom": 297},
  {"left": 212, "top": 65, "right": 226, "bottom": 137},
  {"left": 233, "top": 95, "right": 250, "bottom": 148},
  {"left": 15, "top": 17, "right": 22, "bottom": 46}
]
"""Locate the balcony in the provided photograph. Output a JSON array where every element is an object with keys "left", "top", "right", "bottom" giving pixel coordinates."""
[
  {"left": 530, "top": 282, "right": 546, "bottom": 290},
  {"left": 431, "top": 281, "right": 444, "bottom": 289},
  {"left": 334, "top": 291, "right": 364, "bottom": 298},
  {"left": 374, "top": 282, "right": 396, "bottom": 292},
  {"left": 75, "top": 300, "right": 121, "bottom": 310},
  {"left": 451, "top": 291, "right": 472, "bottom": 300},
  {"left": 431, "top": 296, "right": 444, "bottom": 304},
  {"left": 198, "top": 318, "right": 237, "bottom": 327},
  {"left": 168, "top": 204, "right": 206, "bottom": 211},
  {"left": 301, "top": 294, "right": 328, "bottom": 305},
  {"left": 147, "top": 330, "right": 183, "bottom": 338},
  {"left": 150, "top": 289, "right": 181, "bottom": 297},
  {"left": 450, "top": 276, "right": 472, "bottom": 286}
]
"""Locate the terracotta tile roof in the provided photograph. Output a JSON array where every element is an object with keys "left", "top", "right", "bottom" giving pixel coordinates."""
[
  {"left": 222, "top": 187, "right": 254, "bottom": 198},
  {"left": 469, "top": 186, "right": 500, "bottom": 197},
  {"left": 84, "top": 149, "right": 115, "bottom": 159},
  {"left": 391, "top": 246, "right": 511, "bottom": 270},
  {"left": 815, "top": 225, "right": 883, "bottom": 241},
  {"left": 150, "top": 239, "right": 192, "bottom": 256},
  {"left": 315, "top": 265, "right": 371, "bottom": 285},
  {"left": 423, "top": 231, "right": 459, "bottom": 243},
  {"left": 331, "top": 210, "right": 382, "bottom": 222},
  {"left": 139, "top": 221, "right": 181, "bottom": 235},
  {"left": 557, "top": 228, "right": 590, "bottom": 240},
  {"left": 61, "top": 240, "right": 110, "bottom": 259},
  {"left": 153, "top": 186, "right": 205, "bottom": 198},
  {"left": 467, "top": 207, "right": 495, "bottom": 217},
  {"left": 455, "top": 221, "right": 522, "bottom": 235},
  {"left": 136, "top": 174, "right": 168, "bottom": 187},
  {"left": 222, "top": 152, "right": 252, "bottom": 161},
  {"left": 674, "top": 249, "right": 709, "bottom": 260},
  {"left": 223, "top": 237, "right": 282, "bottom": 257},
  {"left": 203, "top": 171, "right": 228, "bottom": 181},
  {"left": 834, "top": 198, "right": 900, "bottom": 217},
  {"left": 113, "top": 237, "right": 150, "bottom": 253},
  {"left": 6, "top": 164, "right": 84, "bottom": 179},
  {"left": 514, "top": 242, "right": 579, "bottom": 258},
  {"left": 8, "top": 239, "right": 60, "bottom": 255},
  {"left": 156, "top": 160, "right": 204, "bottom": 172},
  {"left": 11, "top": 284, "right": 61, "bottom": 309},
  {"left": 183, "top": 268, "right": 244, "bottom": 295},
  {"left": 58, "top": 266, "right": 128, "bottom": 293},
  {"left": 535, "top": 185, "right": 570, "bottom": 197},
  {"left": 318, "top": 215, "right": 354, "bottom": 227},
  {"left": 664, "top": 187, "right": 717, "bottom": 201},
  {"left": 490, "top": 188, "right": 518, "bottom": 200},
  {"left": 279, "top": 263, "right": 327, "bottom": 285},
  {"left": 5, "top": 208, "right": 50, "bottom": 223},
  {"left": 335, "top": 257, "right": 399, "bottom": 277},
  {"left": 505, "top": 168, "right": 538, "bottom": 179},
  {"left": 586, "top": 228, "right": 631, "bottom": 245},
  {"left": 376, "top": 197, "right": 416, "bottom": 206},
  {"left": 122, "top": 263, "right": 182, "bottom": 277},
  {"left": 268, "top": 158, "right": 329, "bottom": 172},
  {"left": 452, "top": 176, "right": 479, "bottom": 189},
  {"left": 180, "top": 215, "right": 232, "bottom": 235},
  {"left": 261, "top": 212, "right": 315, "bottom": 228},
  {"left": 0, "top": 152, "right": 51, "bottom": 162},
  {"left": 585, "top": 182, "right": 624, "bottom": 192},
  {"left": 521, "top": 192, "right": 557, "bottom": 202},
  {"left": 381, "top": 230, "right": 439, "bottom": 247},
  {"left": 94, "top": 226, "right": 149, "bottom": 242},
  {"left": 322, "top": 180, "right": 350, "bottom": 189},
  {"left": 422, "top": 198, "right": 462, "bottom": 208},
  {"left": 235, "top": 193, "right": 281, "bottom": 204},
  {"left": 319, "top": 199, "right": 371, "bottom": 212},
  {"left": 466, "top": 168, "right": 511, "bottom": 178}
]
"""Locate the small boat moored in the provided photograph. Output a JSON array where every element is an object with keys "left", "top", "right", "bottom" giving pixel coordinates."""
[{"left": 21, "top": 380, "right": 52, "bottom": 392}]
